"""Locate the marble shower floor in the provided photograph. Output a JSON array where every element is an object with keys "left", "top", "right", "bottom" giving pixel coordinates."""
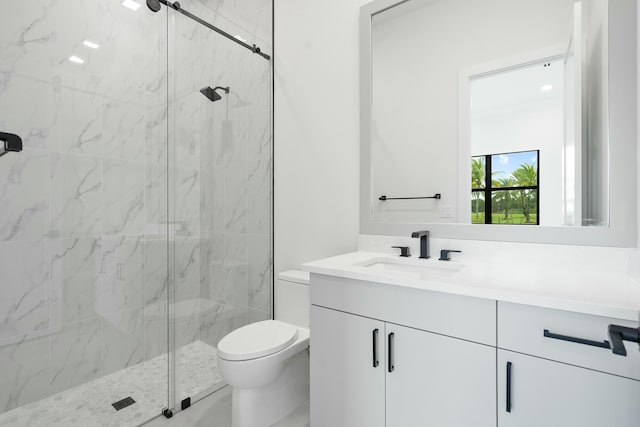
[
  {"left": 0, "top": 341, "right": 223, "bottom": 427},
  {"left": 143, "top": 386, "right": 310, "bottom": 427}
]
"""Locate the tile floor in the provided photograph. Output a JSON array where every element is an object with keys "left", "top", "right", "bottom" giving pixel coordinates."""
[
  {"left": 143, "top": 386, "right": 310, "bottom": 427},
  {"left": 0, "top": 341, "right": 223, "bottom": 427}
]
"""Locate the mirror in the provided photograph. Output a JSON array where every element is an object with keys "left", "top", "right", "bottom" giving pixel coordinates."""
[{"left": 360, "top": 0, "right": 637, "bottom": 246}]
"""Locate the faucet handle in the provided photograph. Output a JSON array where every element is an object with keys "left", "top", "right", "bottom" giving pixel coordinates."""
[
  {"left": 391, "top": 246, "right": 411, "bottom": 257},
  {"left": 439, "top": 249, "right": 461, "bottom": 261}
]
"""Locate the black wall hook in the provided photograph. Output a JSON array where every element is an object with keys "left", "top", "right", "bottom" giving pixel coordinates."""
[{"left": 0, "top": 132, "right": 23, "bottom": 158}]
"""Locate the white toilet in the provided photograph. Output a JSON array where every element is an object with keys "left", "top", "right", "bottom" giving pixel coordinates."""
[{"left": 217, "top": 270, "right": 310, "bottom": 427}]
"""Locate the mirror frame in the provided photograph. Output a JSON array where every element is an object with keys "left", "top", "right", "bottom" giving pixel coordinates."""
[{"left": 360, "top": 0, "right": 637, "bottom": 247}]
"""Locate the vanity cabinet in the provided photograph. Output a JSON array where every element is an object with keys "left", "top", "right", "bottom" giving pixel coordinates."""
[
  {"left": 497, "top": 350, "right": 640, "bottom": 427},
  {"left": 310, "top": 305, "right": 496, "bottom": 427},
  {"left": 310, "top": 305, "right": 385, "bottom": 427},
  {"left": 498, "top": 302, "right": 640, "bottom": 380},
  {"left": 309, "top": 273, "right": 640, "bottom": 426},
  {"left": 497, "top": 302, "right": 640, "bottom": 426},
  {"left": 385, "top": 322, "right": 495, "bottom": 426}
]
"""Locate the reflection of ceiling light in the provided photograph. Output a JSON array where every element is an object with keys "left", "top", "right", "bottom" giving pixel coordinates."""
[
  {"left": 540, "top": 84, "right": 553, "bottom": 91},
  {"left": 122, "top": 0, "right": 141, "bottom": 11},
  {"left": 69, "top": 55, "right": 85, "bottom": 64},
  {"left": 83, "top": 40, "right": 100, "bottom": 49},
  {"left": 235, "top": 35, "right": 247, "bottom": 43}
]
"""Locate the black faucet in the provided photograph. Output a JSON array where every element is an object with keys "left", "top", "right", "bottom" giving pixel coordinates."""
[
  {"left": 439, "top": 249, "right": 461, "bottom": 261},
  {"left": 411, "top": 230, "right": 430, "bottom": 259}
]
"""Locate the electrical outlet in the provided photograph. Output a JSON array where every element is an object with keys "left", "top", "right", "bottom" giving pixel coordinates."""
[{"left": 440, "top": 206, "right": 453, "bottom": 218}]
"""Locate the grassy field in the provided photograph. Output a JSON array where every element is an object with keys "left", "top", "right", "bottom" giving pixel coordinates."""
[{"left": 471, "top": 212, "right": 537, "bottom": 224}]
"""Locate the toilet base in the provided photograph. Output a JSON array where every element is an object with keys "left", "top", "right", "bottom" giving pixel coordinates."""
[{"left": 231, "top": 349, "right": 309, "bottom": 427}]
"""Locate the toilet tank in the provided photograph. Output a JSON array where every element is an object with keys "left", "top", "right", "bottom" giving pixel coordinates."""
[{"left": 275, "top": 270, "right": 310, "bottom": 328}]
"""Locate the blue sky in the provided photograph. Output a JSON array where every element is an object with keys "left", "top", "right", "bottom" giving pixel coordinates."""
[{"left": 491, "top": 151, "right": 537, "bottom": 180}]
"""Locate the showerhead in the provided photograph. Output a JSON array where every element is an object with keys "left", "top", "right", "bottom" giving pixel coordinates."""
[
  {"left": 146, "top": 0, "right": 161, "bottom": 12},
  {"left": 200, "top": 86, "right": 230, "bottom": 102},
  {"left": 200, "top": 87, "right": 221, "bottom": 102}
]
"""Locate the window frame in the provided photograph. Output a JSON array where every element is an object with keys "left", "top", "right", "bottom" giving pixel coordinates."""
[{"left": 471, "top": 150, "right": 540, "bottom": 225}]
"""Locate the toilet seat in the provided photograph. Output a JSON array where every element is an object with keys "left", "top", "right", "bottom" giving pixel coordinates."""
[{"left": 218, "top": 320, "right": 299, "bottom": 361}]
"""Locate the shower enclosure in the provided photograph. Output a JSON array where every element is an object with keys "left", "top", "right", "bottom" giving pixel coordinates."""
[{"left": 0, "top": 0, "right": 272, "bottom": 425}]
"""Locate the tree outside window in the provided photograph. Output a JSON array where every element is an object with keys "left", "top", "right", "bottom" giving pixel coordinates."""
[{"left": 471, "top": 150, "right": 539, "bottom": 225}]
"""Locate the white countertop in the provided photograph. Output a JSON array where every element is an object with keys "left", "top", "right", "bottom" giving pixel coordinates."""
[{"left": 302, "top": 251, "right": 640, "bottom": 322}]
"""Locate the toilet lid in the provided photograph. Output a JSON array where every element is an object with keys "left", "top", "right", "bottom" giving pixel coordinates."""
[{"left": 218, "top": 320, "right": 299, "bottom": 361}]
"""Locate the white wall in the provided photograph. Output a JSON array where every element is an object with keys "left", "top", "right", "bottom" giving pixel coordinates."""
[
  {"left": 634, "top": 0, "right": 640, "bottom": 280},
  {"left": 273, "top": 0, "right": 367, "bottom": 274},
  {"left": 637, "top": 0, "right": 640, "bottom": 249}
]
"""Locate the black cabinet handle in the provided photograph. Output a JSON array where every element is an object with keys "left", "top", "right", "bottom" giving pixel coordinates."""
[
  {"left": 506, "top": 361, "right": 512, "bottom": 413},
  {"left": 543, "top": 329, "right": 611, "bottom": 349},
  {"left": 388, "top": 332, "right": 395, "bottom": 373},
  {"left": 372, "top": 329, "right": 379, "bottom": 367}
]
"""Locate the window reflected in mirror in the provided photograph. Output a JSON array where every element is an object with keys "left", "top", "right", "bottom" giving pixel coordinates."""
[
  {"left": 471, "top": 151, "right": 539, "bottom": 225},
  {"left": 469, "top": 58, "right": 568, "bottom": 226}
]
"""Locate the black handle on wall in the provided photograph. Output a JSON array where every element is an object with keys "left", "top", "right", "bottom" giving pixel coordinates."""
[
  {"left": 388, "top": 332, "right": 395, "bottom": 373},
  {"left": 543, "top": 329, "right": 611, "bottom": 349},
  {"left": 372, "top": 329, "right": 379, "bottom": 368},
  {"left": 0, "top": 132, "right": 23, "bottom": 158},
  {"left": 506, "top": 361, "right": 512, "bottom": 413}
]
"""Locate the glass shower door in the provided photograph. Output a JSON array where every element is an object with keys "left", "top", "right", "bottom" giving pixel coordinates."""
[
  {"left": 166, "top": 0, "right": 273, "bottom": 413},
  {"left": 0, "top": 1, "right": 171, "bottom": 425},
  {"left": 0, "top": 0, "right": 273, "bottom": 421}
]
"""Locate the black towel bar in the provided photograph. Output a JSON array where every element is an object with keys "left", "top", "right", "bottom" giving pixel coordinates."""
[{"left": 379, "top": 193, "right": 441, "bottom": 201}]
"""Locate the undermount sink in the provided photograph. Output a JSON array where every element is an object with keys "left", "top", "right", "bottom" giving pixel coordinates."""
[{"left": 356, "top": 256, "right": 465, "bottom": 278}]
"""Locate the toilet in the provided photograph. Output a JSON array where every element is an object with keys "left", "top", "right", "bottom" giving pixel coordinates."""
[{"left": 218, "top": 270, "right": 310, "bottom": 427}]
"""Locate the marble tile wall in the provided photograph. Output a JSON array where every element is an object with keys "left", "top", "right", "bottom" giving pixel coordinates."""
[
  {"left": 167, "top": 0, "right": 273, "bottom": 352},
  {"left": 0, "top": 0, "right": 169, "bottom": 415},
  {"left": 195, "top": 0, "right": 272, "bottom": 45},
  {"left": 0, "top": 0, "right": 272, "bottom": 416}
]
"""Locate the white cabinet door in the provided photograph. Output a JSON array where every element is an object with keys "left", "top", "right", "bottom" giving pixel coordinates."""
[
  {"left": 386, "top": 323, "right": 496, "bottom": 427},
  {"left": 498, "top": 349, "right": 640, "bottom": 427},
  {"left": 310, "top": 305, "right": 386, "bottom": 427}
]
